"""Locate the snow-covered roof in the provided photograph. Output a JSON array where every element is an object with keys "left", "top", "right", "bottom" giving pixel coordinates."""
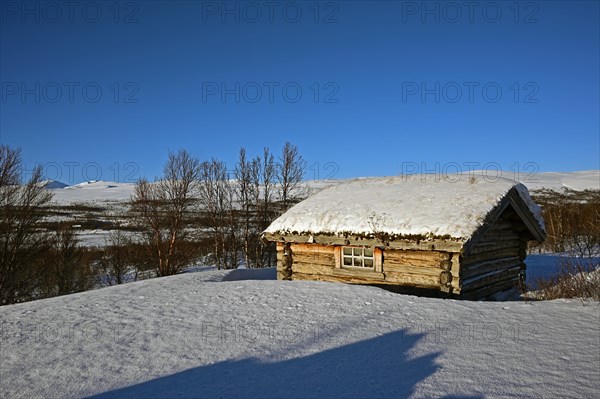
[{"left": 265, "top": 174, "right": 545, "bottom": 242}]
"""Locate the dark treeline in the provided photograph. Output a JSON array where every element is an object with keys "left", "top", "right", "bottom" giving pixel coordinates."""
[{"left": 0, "top": 143, "right": 307, "bottom": 305}]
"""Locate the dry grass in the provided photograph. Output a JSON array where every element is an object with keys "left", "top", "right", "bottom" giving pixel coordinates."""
[
  {"left": 530, "top": 256, "right": 600, "bottom": 301},
  {"left": 528, "top": 189, "right": 600, "bottom": 301}
]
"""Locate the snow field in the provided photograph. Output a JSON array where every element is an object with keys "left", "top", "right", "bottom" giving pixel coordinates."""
[{"left": 1, "top": 267, "right": 598, "bottom": 399}]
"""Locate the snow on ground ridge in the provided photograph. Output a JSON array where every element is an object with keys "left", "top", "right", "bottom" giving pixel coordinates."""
[{"left": 0, "top": 266, "right": 598, "bottom": 399}]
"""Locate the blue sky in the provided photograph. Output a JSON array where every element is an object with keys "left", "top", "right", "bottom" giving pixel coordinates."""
[{"left": 1, "top": 0, "right": 598, "bottom": 183}]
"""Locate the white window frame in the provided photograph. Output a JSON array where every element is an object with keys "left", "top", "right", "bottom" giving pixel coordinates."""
[{"left": 341, "top": 246, "right": 375, "bottom": 269}]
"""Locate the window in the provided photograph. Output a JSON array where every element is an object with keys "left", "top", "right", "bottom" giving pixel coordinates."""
[{"left": 341, "top": 246, "right": 374, "bottom": 269}]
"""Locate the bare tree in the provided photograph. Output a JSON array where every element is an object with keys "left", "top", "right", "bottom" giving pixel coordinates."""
[
  {"left": 277, "top": 142, "right": 306, "bottom": 211},
  {"left": 248, "top": 155, "right": 263, "bottom": 268},
  {"left": 544, "top": 201, "right": 600, "bottom": 258},
  {"left": 224, "top": 174, "right": 240, "bottom": 269},
  {"left": 235, "top": 148, "right": 254, "bottom": 268},
  {"left": 40, "top": 226, "right": 93, "bottom": 297},
  {"left": 258, "top": 148, "right": 277, "bottom": 267},
  {"left": 0, "top": 145, "right": 53, "bottom": 305},
  {"left": 130, "top": 149, "right": 201, "bottom": 276},
  {"left": 96, "top": 229, "right": 136, "bottom": 286},
  {"left": 198, "top": 158, "right": 239, "bottom": 269},
  {"left": 261, "top": 147, "right": 277, "bottom": 217},
  {"left": 198, "top": 159, "right": 225, "bottom": 269}
]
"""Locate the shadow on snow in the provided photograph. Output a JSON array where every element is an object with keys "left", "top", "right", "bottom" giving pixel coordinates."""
[{"left": 86, "top": 329, "right": 476, "bottom": 399}]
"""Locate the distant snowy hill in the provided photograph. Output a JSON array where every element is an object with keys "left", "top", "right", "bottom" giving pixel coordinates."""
[
  {"left": 45, "top": 171, "right": 599, "bottom": 204},
  {"left": 0, "top": 266, "right": 598, "bottom": 398},
  {"left": 48, "top": 180, "right": 135, "bottom": 203},
  {"left": 523, "top": 170, "right": 600, "bottom": 191},
  {"left": 39, "top": 179, "right": 69, "bottom": 189}
]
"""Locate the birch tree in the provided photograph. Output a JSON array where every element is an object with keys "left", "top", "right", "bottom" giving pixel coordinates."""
[
  {"left": 277, "top": 142, "right": 306, "bottom": 211},
  {"left": 0, "top": 145, "right": 53, "bottom": 304},
  {"left": 131, "top": 149, "right": 201, "bottom": 276}
]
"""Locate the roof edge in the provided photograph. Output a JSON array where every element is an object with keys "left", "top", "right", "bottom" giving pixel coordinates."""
[
  {"left": 462, "top": 187, "right": 547, "bottom": 255},
  {"left": 506, "top": 188, "right": 547, "bottom": 243},
  {"left": 262, "top": 232, "right": 465, "bottom": 253}
]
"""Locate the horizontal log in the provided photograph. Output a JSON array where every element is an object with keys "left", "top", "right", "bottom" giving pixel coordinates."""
[
  {"left": 460, "top": 278, "right": 519, "bottom": 300},
  {"left": 474, "top": 239, "right": 522, "bottom": 250},
  {"left": 292, "top": 261, "right": 335, "bottom": 276},
  {"left": 291, "top": 257, "right": 446, "bottom": 290},
  {"left": 385, "top": 249, "right": 451, "bottom": 262},
  {"left": 461, "top": 247, "right": 521, "bottom": 265},
  {"left": 291, "top": 272, "right": 444, "bottom": 290},
  {"left": 382, "top": 263, "right": 442, "bottom": 277},
  {"left": 290, "top": 243, "right": 335, "bottom": 254},
  {"left": 475, "top": 233, "right": 521, "bottom": 244},
  {"left": 292, "top": 272, "right": 385, "bottom": 285},
  {"left": 384, "top": 250, "right": 450, "bottom": 267},
  {"left": 460, "top": 257, "right": 521, "bottom": 280},
  {"left": 487, "top": 220, "right": 515, "bottom": 230},
  {"left": 290, "top": 252, "right": 336, "bottom": 267},
  {"left": 383, "top": 271, "right": 441, "bottom": 287},
  {"left": 480, "top": 219, "right": 518, "bottom": 231},
  {"left": 332, "top": 267, "right": 385, "bottom": 280},
  {"left": 292, "top": 264, "right": 386, "bottom": 280},
  {"left": 461, "top": 267, "right": 520, "bottom": 292},
  {"left": 276, "top": 243, "right": 335, "bottom": 258},
  {"left": 480, "top": 222, "right": 519, "bottom": 233},
  {"left": 462, "top": 265, "right": 520, "bottom": 287},
  {"left": 471, "top": 237, "right": 521, "bottom": 248},
  {"left": 277, "top": 247, "right": 333, "bottom": 260},
  {"left": 468, "top": 240, "right": 520, "bottom": 255}
]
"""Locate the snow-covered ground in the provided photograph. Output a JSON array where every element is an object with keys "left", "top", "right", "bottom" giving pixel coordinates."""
[
  {"left": 1, "top": 266, "right": 598, "bottom": 399},
  {"left": 74, "top": 229, "right": 114, "bottom": 248}
]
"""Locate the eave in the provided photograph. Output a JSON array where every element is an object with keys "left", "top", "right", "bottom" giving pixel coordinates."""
[{"left": 262, "top": 232, "right": 465, "bottom": 253}]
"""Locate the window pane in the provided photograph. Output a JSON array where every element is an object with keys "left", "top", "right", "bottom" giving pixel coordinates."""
[
  {"left": 364, "top": 258, "right": 373, "bottom": 267},
  {"left": 353, "top": 258, "right": 362, "bottom": 267},
  {"left": 364, "top": 248, "right": 373, "bottom": 257},
  {"left": 343, "top": 247, "right": 352, "bottom": 256},
  {"left": 343, "top": 257, "right": 352, "bottom": 266},
  {"left": 353, "top": 248, "right": 362, "bottom": 256}
]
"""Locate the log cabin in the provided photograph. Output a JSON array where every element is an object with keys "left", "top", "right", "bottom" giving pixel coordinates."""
[{"left": 263, "top": 175, "right": 546, "bottom": 299}]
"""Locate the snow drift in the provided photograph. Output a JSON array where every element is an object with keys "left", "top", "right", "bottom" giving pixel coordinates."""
[{"left": 0, "top": 267, "right": 598, "bottom": 398}]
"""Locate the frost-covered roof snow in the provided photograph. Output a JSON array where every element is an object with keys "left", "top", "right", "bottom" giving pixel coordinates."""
[{"left": 265, "top": 174, "right": 545, "bottom": 241}]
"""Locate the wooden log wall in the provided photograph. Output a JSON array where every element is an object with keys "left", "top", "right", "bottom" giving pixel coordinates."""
[
  {"left": 382, "top": 249, "right": 455, "bottom": 291},
  {"left": 459, "top": 218, "right": 526, "bottom": 299},
  {"left": 277, "top": 243, "right": 461, "bottom": 293},
  {"left": 275, "top": 217, "right": 528, "bottom": 299}
]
